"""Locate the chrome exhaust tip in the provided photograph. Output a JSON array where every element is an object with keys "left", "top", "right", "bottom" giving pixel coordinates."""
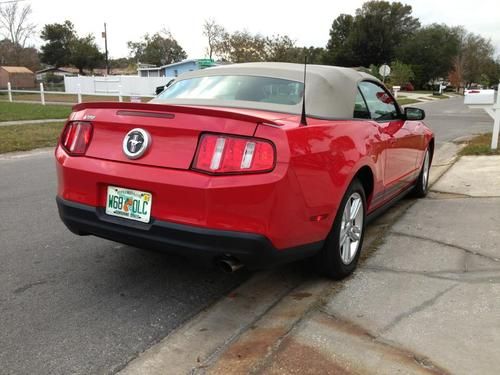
[{"left": 217, "top": 258, "right": 244, "bottom": 273}]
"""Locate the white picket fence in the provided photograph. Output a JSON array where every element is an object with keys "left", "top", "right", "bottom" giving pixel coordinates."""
[
  {"left": 64, "top": 75, "right": 171, "bottom": 96},
  {"left": 0, "top": 82, "right": 155, "bottom": 105}
]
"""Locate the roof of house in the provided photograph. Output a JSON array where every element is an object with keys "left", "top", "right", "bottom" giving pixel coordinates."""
[
  {"left": 138, "top": 59, "right": 216, "bottom": 71},
  {"left": 152, "top": 62, "right": 380, "bottom": 119},
  {"left": 36, "top": 66, "right": 136, "bottom": 76},
  {"left": 36, "top": 67, "right": 78, "bottom": 74},
  {"left": 1, "top": 66, "right": 34, "bottom": 74}
]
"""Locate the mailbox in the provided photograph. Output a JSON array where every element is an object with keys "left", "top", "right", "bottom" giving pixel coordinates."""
[{"left": 464, "top": 89, "right": 495, "bottom": 105}]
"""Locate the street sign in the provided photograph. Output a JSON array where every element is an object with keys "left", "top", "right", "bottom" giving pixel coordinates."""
[{"left": 379, "top": 64, "right": 391, "bottom": 78}]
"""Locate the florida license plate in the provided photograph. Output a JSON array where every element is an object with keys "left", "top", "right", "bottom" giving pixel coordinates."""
[{"left": 105, "top": 186, "right": 152, "bottom": 223}]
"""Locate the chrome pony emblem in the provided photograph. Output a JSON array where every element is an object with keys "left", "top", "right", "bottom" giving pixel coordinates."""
[{"left": 122, "top": 128, "right": 151, "bottom": 159}]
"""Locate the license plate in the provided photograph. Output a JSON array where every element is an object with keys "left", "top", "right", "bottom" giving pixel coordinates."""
[{"left": 105, "top": 186, "right": 152, "bottom": 223}]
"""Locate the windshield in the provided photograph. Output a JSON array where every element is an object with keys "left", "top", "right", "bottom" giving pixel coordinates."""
[{"left": 156, "top": 75, "right": 304, "bottom": 106}]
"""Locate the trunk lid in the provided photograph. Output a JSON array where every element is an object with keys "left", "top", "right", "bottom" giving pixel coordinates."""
[{"left": 72, "top": 102, "right": 285, "bottom": 170}]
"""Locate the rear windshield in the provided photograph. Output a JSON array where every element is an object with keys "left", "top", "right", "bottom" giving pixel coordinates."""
[{"left": 156, "top": 75, "right": 304, "bottom": 106}]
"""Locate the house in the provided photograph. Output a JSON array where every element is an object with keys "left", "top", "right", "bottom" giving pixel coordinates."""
[
  {"left": 36, "top": 66, "right": 137, "bottom": 80},
  {"left": 0, "top": 66, "right": 36, "bottom": 89},
  {"left": 35, "top": 67, "right": 80, "bottom": 81},
  {"left": 138, "top": 59, "right": 217, "bottom": 78}
]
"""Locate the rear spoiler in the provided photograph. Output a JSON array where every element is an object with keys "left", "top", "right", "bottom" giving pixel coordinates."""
[{"left": 72, "top": 102, "right": 281, "bottom": 126}]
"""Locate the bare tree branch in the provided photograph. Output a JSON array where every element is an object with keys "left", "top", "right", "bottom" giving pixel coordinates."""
[
  {"left": 202, "top": 19, "right": 227, "bottom": 60},
  {"left": 0, "top": 2, "right": 36, "bottom": 48}
]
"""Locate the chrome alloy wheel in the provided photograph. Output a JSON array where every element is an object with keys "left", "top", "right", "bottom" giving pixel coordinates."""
[
  {"left": 339, "top": 192, "right": 364, "bottom": 265},
  {"left": 422, "top": 150, "right": 430, "bottom": 190}
]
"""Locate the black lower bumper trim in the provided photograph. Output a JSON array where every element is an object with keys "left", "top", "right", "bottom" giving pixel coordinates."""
[{"left": 56, "top": 197, "right": 323, "bottom": 269}]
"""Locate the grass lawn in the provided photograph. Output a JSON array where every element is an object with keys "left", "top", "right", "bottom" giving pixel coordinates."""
[
  {"left": 11, "top": 93, "right": 115, "bottom": 103},
  {"left": 1, "top": 92, "right": 151, "bottom": 104},
  {"left": 397, "top": 98, "right": 421, "bottom": 105},
  {"left": 460, "top": 133, "right": 500, "bottom": 156},
  {"left": 0, "top": 122, "right": 64, "bottom": 154},
  {"left": 0, "top": 102, "right": 71, "bottom": 122}
]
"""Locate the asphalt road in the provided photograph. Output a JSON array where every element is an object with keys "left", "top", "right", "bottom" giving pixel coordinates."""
[
  {"left": 0, "top": 151, "right": 249, "bottom": 374},
  {"left": 0, "top": 95, "right": 494, "bottom": 374},
  {"left": 414, "top": 95, "right": 493, "bottom": 145}
]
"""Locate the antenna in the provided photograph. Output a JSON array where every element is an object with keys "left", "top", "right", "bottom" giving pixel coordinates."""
[{"left": 300, "top": 55, "right": 308, "bottom": 126}]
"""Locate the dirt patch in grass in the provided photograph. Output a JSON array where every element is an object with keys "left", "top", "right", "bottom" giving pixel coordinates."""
[
  {"left": 0, "top": 102, "right": 71, "bottom": 121},
  {"left": 459, "top": 133, "right": 500, "bottom": 156},
  {"left": 0, "top": 122, "right": 64, "bottom": 154}
]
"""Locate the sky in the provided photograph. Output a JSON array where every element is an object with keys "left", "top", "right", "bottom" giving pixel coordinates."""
[{"left": 22, "top": 0, "right": 500, "bottom": 60}]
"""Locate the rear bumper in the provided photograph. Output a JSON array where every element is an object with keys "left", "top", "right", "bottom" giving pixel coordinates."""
[{"left": 56, "top": 197, "right": 323, "bottom": 269}]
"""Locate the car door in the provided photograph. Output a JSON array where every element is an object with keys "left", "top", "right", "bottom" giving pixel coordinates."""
[{"left": 358, "top": 81, "right": 418, "bottom": 196}]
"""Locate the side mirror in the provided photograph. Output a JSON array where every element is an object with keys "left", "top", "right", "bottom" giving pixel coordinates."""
[{"left": 404, "top": 107, "right": 425, "bottom": 121}]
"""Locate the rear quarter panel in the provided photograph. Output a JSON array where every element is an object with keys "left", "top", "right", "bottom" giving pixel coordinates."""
[{"left": 257, "top": 119, "right": 385, "bottom": 243}]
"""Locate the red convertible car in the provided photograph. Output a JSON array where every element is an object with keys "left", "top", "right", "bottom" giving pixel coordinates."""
[{"left": 56, "top": 62, "right": 433, "bottom": 279}]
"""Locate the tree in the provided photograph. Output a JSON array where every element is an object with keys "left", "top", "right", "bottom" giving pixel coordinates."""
[
  {"left": 0, "top": 38, "right": 39, "bottom": 71},
  {"left": 0, "top": 2, "right": 36, "bottom": 48},
  {"left": 0, "top": 2, "right": 36, "bottom": 67},
  {"left": 351, "top": 1, "right": 420, "bottom": 66},
  {"left": 447, "top": 27, "right": 497, "bottom": 89},
  {"left": 40, "top": 21, "right": 77, "bottom": 67},
  {"left": 388, "top": 60, "right": 414, "bottom": 86},
  {"left": 40, "top": 20, "right": 106, "bottom": 74},
  {"left": 70, "top": 35, "right": 104, "bottom": 74},
  {"left": 279, "top": 46, "right": 326, "bottom": 65},
  {"left": 264, "top": 35, "right": 296, "bottom": 61},
  {"left": 225, "top": 31, "right": 267, "bottom": 63},
  {"left": 325, "top": 14, "right": 355, "bottom": 65},
  {"left": 397, "top": 24, "right": 460, "bottom": 88},
  {"left": 325, "top": 1, "right": 420, "bottom": 67},
  {"left": 202, "top": 23, "right": 324, "bottom": 64},
  {"left": 461, "top": 33, "right": 496, "bottom": 86},
  {"left": 202, "top": 19, "right": 227, "bottom": 60},
  {"left": 128, "top": 30, "right": 187, "bottom": 66}
]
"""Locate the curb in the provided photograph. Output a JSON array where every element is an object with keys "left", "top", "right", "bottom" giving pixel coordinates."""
[
  {"left": 0, "top": 147, "right": 53, "bottom": 161},
  {"left": 0, "top": 118, "right": 67, "bottom": 127}
]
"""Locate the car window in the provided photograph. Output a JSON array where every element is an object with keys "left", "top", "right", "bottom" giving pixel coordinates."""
[
  {"left": 353, "top": 88, "right": 371, "bottom": 119},
  {"left": 157, "top": 75, "right": 304, "bottom": 106},
  {"left": 358, "top": 81, "right": 399, "bottom": 121}
]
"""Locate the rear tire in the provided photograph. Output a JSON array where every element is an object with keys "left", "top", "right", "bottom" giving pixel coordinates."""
[
  {"left": 412, "top": 148, "right": 431, "bottom": 198},
  {"left": 314, "top": 179, "right": 366, "bottom": 280}
]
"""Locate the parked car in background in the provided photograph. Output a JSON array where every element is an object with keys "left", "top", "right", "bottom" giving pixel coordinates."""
[
  {"left": 155, "top": 78, "right": 176, "bottom": 95},
  {"left": 401, "top": 82, "right": 414, "bottom": 91},
  {"left": 56, "top": 62, "right": 433, "bottom": 279}
]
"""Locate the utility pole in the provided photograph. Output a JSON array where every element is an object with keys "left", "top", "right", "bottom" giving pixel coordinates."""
[{"left": 103, "top": 23, "right": 109, "bottom": 75}]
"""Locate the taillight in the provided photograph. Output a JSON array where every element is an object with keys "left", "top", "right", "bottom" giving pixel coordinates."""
[
  {"left": 60, "top": 121, "right": 93, "bottom": 155},
  {"left": 192, "top": 134, "right": 275, "bottom": 174}
]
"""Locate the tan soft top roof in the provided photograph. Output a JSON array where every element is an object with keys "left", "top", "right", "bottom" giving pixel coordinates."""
[
  {"left": 1, "top": 66, "right": 33, "bottom": 74},
  {"left": 152, "top": 62, "right": 380, "bottom": 119}
]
